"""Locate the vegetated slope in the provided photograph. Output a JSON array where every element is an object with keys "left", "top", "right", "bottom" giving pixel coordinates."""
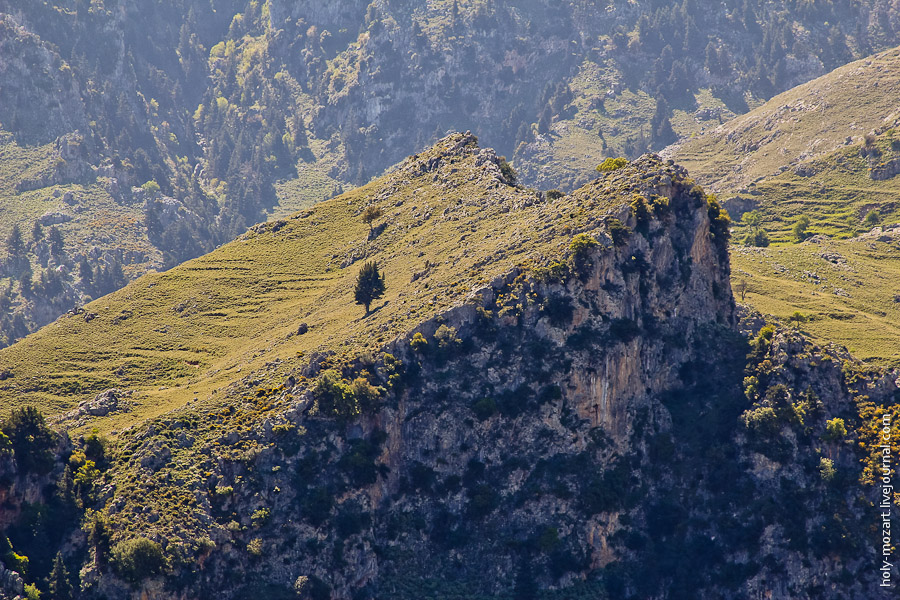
[
  {"left": 671, "top": 44, "right": 900, "bottom": 195},
  {"left": 3, "top": 0, "right": 900, "bottom": 349},
  {"left": 731, "top": 230, "right": 900, "bottom": 365},
  {"left": 0, "top": 132, "right": 641, "bottom": 423},
  {"left": 671, "top": 47, "right": 900, "bottom": 364},
  {"left": 0, "top": 135, "right": 897, "bottom": 600}
]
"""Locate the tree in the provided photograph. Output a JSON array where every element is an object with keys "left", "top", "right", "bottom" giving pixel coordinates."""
[
  {"left": 650, "top": 98, "right": 677, "bottom": 146},
  {"left": 6, "top": 224, "right": 24, "bottom": 258},
  {"left": 793, "top": 215, "right": 811, "bottom": 241},
  {"left": 735, "top": 278, "right": 748, "bottom": 302},
  {"left": 48, "top": 227, "right": 64, "bottom": 257},
  {"left": 361, "top": 205, "right": 383, "bottom": 232},
  {"left": 788, "top": 311, "right": 807, "bottom": 327},
  {"left": 864, "top": 210, "right": 881, "bottom": 228},
  {"left": 354, "top": 261, "right": 385, "bottom": 314},
  {"left": 1, "top": 406, "right": 56, "bottom": 474},
  {"left": 48, "top": 552, "right": 75, "bottom": 600},
  {"left": 31, "top": 222, "right": 43, "bottom": 245},
  {"left": 741, "top": 210, "right": 769, "bottom": 247}
]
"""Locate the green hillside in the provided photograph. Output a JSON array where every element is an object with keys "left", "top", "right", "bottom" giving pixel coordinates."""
[
  {"left": 672, "top": 45, "right": 900, "bottom": 195},
  {"left": 0, "top": 133, "right": 635, "bottom": 426},
  {"left": 671, "top": 47, "right": 900, "bottom": 364}
]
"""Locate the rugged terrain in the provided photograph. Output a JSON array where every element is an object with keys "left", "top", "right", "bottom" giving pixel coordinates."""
[
  {"left": 0, "top": 135, "right": 896, "bottom": 599},
  {"left": 4, "top": 0, "right": 900, "bottom": 348},
  {"left": 671, "top": 46, "right": 900, "bottom": 364}
]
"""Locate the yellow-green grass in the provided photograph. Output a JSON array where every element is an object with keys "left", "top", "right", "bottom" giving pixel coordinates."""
[
  {"left": 0, "top": 134, "right": 634, "bottom": 432},
  {"left": 674, "top": 45, "right": 900, "bottom": 195},
  {"left": 727, "top": 134, "right": 900, "bottom": 243},
  {"left": 732, "top": 235, "right": 900, "bottom": 366},
  {"left": 0, "top": 131, "right": 161, "bottom": 275}
]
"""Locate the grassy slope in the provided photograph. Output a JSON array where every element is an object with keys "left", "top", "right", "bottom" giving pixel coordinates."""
[
  {"left": 0, "top": 134, "right": 637, "bottom": 430},
  {"left": 671, "top": 46, "right": 900, "bottom": 365},
  {"left": 672, "top": 45, "right": 900, "bottom": 195},
  {"left": 0, "top": 132, "right": 162, "bottom": 279},
  {"left": 732, "top": 234, "right": 900, "bottom": 365}
]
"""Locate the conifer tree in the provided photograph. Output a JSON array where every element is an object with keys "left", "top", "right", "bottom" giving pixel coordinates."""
[{"left": 354, "top": 261, "right": 386, "bottom": 314}]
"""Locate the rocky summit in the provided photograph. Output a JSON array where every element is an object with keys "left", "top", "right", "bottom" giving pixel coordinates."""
[{"left": 0, "top": 135, "right": 895, "bottom": 599}]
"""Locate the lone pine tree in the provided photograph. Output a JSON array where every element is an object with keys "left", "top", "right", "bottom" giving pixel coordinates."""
[{"left": 354, "top": 261, "right": 386, "bottom": 314}]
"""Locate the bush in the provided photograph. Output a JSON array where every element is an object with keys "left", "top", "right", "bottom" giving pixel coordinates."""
[
  {"left": 540, "top": 295, "right": 574, "bottom": 327},
  {"left": 433, "top": 325, "right": 462, "bottom": 350},
  {"left": 141, "top": 180, "right": 160, "bottom": 195},
  {"left": 471, "top": 398, "right": 498, "bottom": 421},
  {"left": 569, "top": 233, "right": 598, "bottom": 277},
  {"left": 111, "top": 538, "right": 165, "bottom": 583},
  {"left": 793, "top": 215, "right": 811, "bottom": 241},
  {"left": 545, "top": 189, "right": 565, "bottom": 200},
  {"left": 818, "top": 457, "right": 836, "bottom": 481},
  {"left": 497, "top": 156, "right": 518, "bottom": 183},
  {"left": 312, "top": 370, "right": 381, "bottom": 421},
  {"left": 467, "top": 483, "right": 499, "bottom": 517},
  {"left": 742, "top": 229, "right": 770, "bottom": 247},
  {"left": 251, "top": 508, "right": 271, "bottom": 527},
  {"left": 606, "top": 218, "right": 631, "bottom": 247},
  {"left": 532, "top": 261, "right": 568, "bottom": 283},
  {"left": 740, "top": 406, "right": 778, "bottom": 436},
  {"left": 706, "top": 195, "right": 731, "bottom": 248},
  {"left": 823, "top": 418, "right": 847, "bottom": 443},
  {"left": 597, "top": 157, "right": 628, "bottom": 172},
  {"left": 409, "top": 332, "right": 428, "bottom": 352}
]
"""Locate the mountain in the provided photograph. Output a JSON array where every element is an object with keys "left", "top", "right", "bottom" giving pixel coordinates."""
[
  {"left": 4, "top": 0, "right": 900, "bottom": 349},
  {"left": 0, "top": 135, "right": 895, "bottom": 599},
  {"left": 672, "top": 44, "right": 900, "bottom": 196},
  {"left": 671, "top": 46, "right": 900, "bottom": 364}
]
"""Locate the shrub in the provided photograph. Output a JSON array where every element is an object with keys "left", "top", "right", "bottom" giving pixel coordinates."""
[
  {"left": 597, "top": 157, "right": 628, "bottom": 172},
  {"left": 606, "top": 218, "right": 631, "bottom": 247},
  {"left": 497, "top": 156, "right": 518, "bottom": 183},
  {"left": 823, "top": 418, "right": 847, "bottom": 443},
  {"left": 1, "top": 536, "right": 28, "bottom": 577},
  {"left": 247, "top": 538, "right": 263, "bottom": 557},
  {"left": 409, "top": 332, "right": 428, "bottom": 352},
  {"left": 467, "top": 483, "right": 499, "bottom": 517},
  {"left": 545, "top": 189, "right": 565, "bottom": 200},
  {"left": 540, "top": 295, "right": 574, "bottom": 327},
  {"left": 864, "top": 210, "right": 881, "bottom": 227},
  {"left": 818, "top": 457, "right": 836, "bottom": 481},
  {"left": 471, "top": 398, "right": 498, "bottom": 421},
  {"left": 111, "top": 538, "right": 166, "bottom": 583},
  {"left": 630, "top": 195, "right": 651, "bottom": 233},
  {"left": 569, "top": 233, "right": 598, "bottom": 277},
  {"left": 793, "top": 215, "right": 811, "bottom": 241},
  {"left": 742, "top": 229, "right": 770, "bottom": 247},
  {"left": 312, "top": 370, "right": 381, "bottom": 421},
  {"left": 740, "top": 406, "right": 778, "bottom": 436},
  {"left": 532, "top": 261, "right": 568, "bottom": 283},
  {"left": 706, "top": 195, "right": 731, "bottom": 248},
  {"left": 251, "top": 508, "right": 271, "bottom": 527},
  {"left": 536, "top": 526, "right": 561, "bottom": 553},
  {"left": 141, "top": 180, "right": 160, "bottom": 195},
  {"left": 433, "top": 325, "right": 462, "bottom": 350}
]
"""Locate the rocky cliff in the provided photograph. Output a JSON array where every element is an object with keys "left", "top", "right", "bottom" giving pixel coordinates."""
[{"left": 0, "top": 138, "right": 896, "bottom": 599}]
